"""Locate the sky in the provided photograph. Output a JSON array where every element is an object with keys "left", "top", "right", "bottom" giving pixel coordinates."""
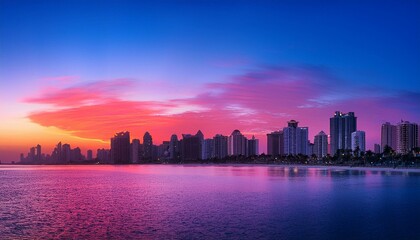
[{"left": 0, "top": 0, "right": 419, "bottom": 161}]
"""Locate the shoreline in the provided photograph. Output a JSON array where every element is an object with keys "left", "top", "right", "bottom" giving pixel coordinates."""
[{"left": 1, "top": 163, "right": 420, "bottom": 173}]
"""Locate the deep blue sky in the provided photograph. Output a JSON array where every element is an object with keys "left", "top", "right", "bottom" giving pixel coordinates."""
[
  {"left": 0, "top": 0, "right": 419, "bottom": 158},
  {"left": 1, "top": 0, "right": 419, "bottom": 91}
]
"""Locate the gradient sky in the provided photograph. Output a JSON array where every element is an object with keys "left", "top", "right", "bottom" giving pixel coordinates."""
[{"left": 1, "top": 0, "right": 419, "bottom": 161}]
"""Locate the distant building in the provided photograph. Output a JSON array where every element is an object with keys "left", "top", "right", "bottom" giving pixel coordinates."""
[
  {"left": 97, "top": 148, "right": 110, "bottom": 163},
  {"left": 228, "top": 130, "right": 247, "bottom": 156},
  {"left": 267, "top": 131, "right": 284, "bottom": 156},
  {"left": 131, "top": 139, "right": 140, "bottom": 163},
  {"left": 330, "top": 111, "right": 357, "bottom": 155},
  {"left": 181, "top": 131, "right": 203, "bottom": 161},
  {"left": 314, "top": 131, "right": 328, "bottom": 158},
  {"left": 157, "top": 141, "right": 170, "bottom": 160},
  {"left": 87, "top": 149, "right": 93, "bottom": 161},
  {"left": 307, "top": 142, "right": 314, "bottom": 156},
  {"left": 381, "top": 122, "right": 397, "bottom": 151},
  {"left": 374, "top": 144, "right": 381, "bottom": 154},
  {"left": 396, "top": 121, "right": 418, "bottom": 154},
  {"left": 71, "top": 147, "right": 83, "bottom": 162},
  {"left": 213, "top": 134, "right": 228, "bottom": 159},
  {"left": 36, "top": 144, "right": 41, "bottom": 162},
  {"left": 203, "top": 138, "right": 215, "bottom": 160},
  {"left": 62, "top": 144, "right": 71, "bottom": 162},
  {"left": 247, "top": 135, "right": 259, "bottom": 156},
  {"left": 169, "top": 134, "right": 179, "bottom": 160},
  {"left": 143, "top": 132, "right": 153, "bottom": 160},
  {"left": 351, "top": 131, "right": 366, "bottom": 153},
  {"left": 283, "top": 120, "right": 308, "bottom": 155},
  {"left": 111, "top": 131, "right": 130, "bottom": 164}
]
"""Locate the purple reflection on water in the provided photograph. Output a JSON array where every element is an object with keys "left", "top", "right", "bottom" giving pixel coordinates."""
[{"left": 0, "top": 165, "right": 419, "bottom": 239}]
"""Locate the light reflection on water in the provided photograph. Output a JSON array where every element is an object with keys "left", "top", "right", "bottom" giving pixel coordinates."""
[{"left": 0, "top": 165, "right": 419, "bottom": 239}]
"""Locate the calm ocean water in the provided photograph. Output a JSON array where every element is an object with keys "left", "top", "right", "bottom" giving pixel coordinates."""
[{"left": 0, "top": 165, "right": 419, "bottom": 239}]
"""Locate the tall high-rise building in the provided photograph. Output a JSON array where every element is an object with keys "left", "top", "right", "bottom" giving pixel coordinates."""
[
  {"left": 157, "top": 141, "right": 170, "bottom": 160},
  {"left": 314, "top": 131, "right": 328, "bottom": 158},
  {"left": 351, "top": 131, "right": 366, "bottom": 152},
  {"left": 381, "top": 122, "right": 397, "bottom": 151},
  {"left": 228, "top": 130, "right": 247, "bottom": 156},
  {"left": 181, "top": 131, "right": 203, "bottom": 161},
  {"left": 267, "top": 131, "right": 284, "bottom": 156},
  {"left": 87, "top": 149, "right": 93, "bottom": 161},
  {"left": 213, "top": 134, "right": 228, "bottom": 159},
  {"left": 143, "top": 132, "right": 153, "bottom": 160},
  {"left": 283, "top": 120, "right": 308, "bottom": 155},
  {"left": 131, "top": 139, "right": 140, "bottom": 163},
  {"left": 374, "top": 144, "right": 381, "bottom": 154},
  {"left": 97, "top": 148, "right": 110, "bottom": 163},
  {"left": 330, "top": 111, "right": 357, "bottom": 155},
  {"left": 203, "top": 138, "right": 215, "bottom": 160},
  {"left": 247, "top": 135, "right": 259, "bottom": 156},
  {"left": 169, "top": 134, "right": 179, "bottom": 160},
  {"left": 111, "top": 131, "right": 130, "bottom": 164},
  {"left": 396, "top": 121, "right": 418, "bottom": 154},
  {"left": 62, "top": 144, "right": 71, "bottom": 162},
  {"left": 36, "top": 144, "right": 41, "bottom": 162}
]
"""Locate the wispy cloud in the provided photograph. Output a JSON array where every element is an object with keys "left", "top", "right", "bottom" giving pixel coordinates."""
[{"left": 24, "top": 66, "right": 420, "bottom": 150}]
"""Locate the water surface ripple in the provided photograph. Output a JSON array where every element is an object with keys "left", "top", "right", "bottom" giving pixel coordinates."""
[{"left": 0, "top": 165, "right": 419, "bottom": 239}]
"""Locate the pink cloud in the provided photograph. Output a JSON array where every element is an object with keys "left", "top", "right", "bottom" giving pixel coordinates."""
[
  {"left": 24, "top": 78, "right": 134, "bottom": 107},
  {"left": 25, "top": 67, "right": 420, "bottom": 152}
]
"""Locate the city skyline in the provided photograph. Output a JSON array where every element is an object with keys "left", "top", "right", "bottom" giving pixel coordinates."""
[
  {"left": 19, "top": 116, "right": 419, "bottom": 164},
  {"left": 1, "top": 1, "right": 420, "bottom": 161}
]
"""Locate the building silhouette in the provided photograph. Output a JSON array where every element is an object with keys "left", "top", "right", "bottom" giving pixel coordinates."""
[
  {"left": 87, "top": 150, "right": 93, "bottom": 161},
  {"left": 247, "top": 135, "right": 259, "bottom": 156},
  {"left": 381, "top": 122, "right": 397, "bottom": 151},
  {"left": 203, "top": 138, "right": 215, "bottom": 160},
  {"left": 181, "top": 131, "right": 203, "bottom": 161},
  {"left": 228, "top": 130, "right": 247, "bottom": 156},
  {"left": 267, "top": 130, "right": 284, "bottom": 156},
  {"left": 169, "top": 134, "right": 180, "bottom": 161},
  {"left": 111, "top": 131, "right": 130, "bottom": 164},
  {"left": 213, "top": 134, "right": 228, "bottom": 159},
  {"left": 396, "top": 121, "right": 418, "bottom": 154},
  {"left": 314, "top": 131, "right": 328, "bottom": 158},
  {"left": 131, "top": 139, "right": 140, "bottom": 163},
  {"left": 351, "top": 131, "right": 366, "bottom": 153},
  {"left": 143, "top": 132, "right": 153, "bottom": 161},
  {"left": 330, "top": 111, "right": 357, "bottom": 155},
  {"left": 283, "top": 120, "right": 308, "bottom": 155}
]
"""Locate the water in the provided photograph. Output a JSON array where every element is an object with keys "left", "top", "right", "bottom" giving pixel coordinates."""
[{"left": 0, "top": 165, "right": 419, "bottom": 239}]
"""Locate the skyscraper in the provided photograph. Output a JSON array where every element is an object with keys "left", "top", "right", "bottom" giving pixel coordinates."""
[
  {"left": 374, "top": 144, "right": 381, "bottom": 154},
  {"left": 62, "top": 144, "right": 71, "bottom": 162},
  {"left": 181, "top": 131, "right": 203, "bottom": 161},
  {"left": 228, "top": 130, "right": 247, "bottom": 156},
  {"left": 314, "top": 131, "right": 328, "bottom": 158},
  {"left": 87, "top": 149, "right": 93, "bottom": 161},
  {"left": 203, "top": 138, "right": 215, "bottom": 160},
  {"left": 283, "top": 120, "right": 308, "bottom": 155},
  {"left": 351, "top": 131, "right": 366, "bottom": 153},
  {"left": 381, "top": 122, "right": 397, "bottom": 151},
  {"left": 169, "top": 134, "right": 179, "bottom": 160},
  {"left": 330, "top": 111, "right": 357, "bottom": 155},
  {"left": 396, "top": 121, "right": 418, "bottom": 154},
  {"left": 143, "top": 132, "right": 153, "bottom": 161},
  {"left": 111, "top": 131, "right": 130, "bottom": 164},
  {"left": 247, "top": 135, "right": 259, "bottom": 156},
  {"left": 267, "top": 131, "right": 284, "bottom": 156},
  {"left": 131, "top": 139, "right": 140, "bottom": 163},
  {"left": 36, "top": 144, "right": 41, "bottom": 162},
  {"left": 213, "top": 134, "right": 228, "bottom": 159}
]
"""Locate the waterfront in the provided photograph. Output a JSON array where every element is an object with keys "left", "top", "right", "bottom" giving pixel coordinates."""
[{"left": 1, "top": 165, "right": 419, "bottom": 239}]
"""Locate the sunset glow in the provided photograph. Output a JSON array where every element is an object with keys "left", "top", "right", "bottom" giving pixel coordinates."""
[{"left": 1, "top": 1, "right": 419, "bottom": 161}]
